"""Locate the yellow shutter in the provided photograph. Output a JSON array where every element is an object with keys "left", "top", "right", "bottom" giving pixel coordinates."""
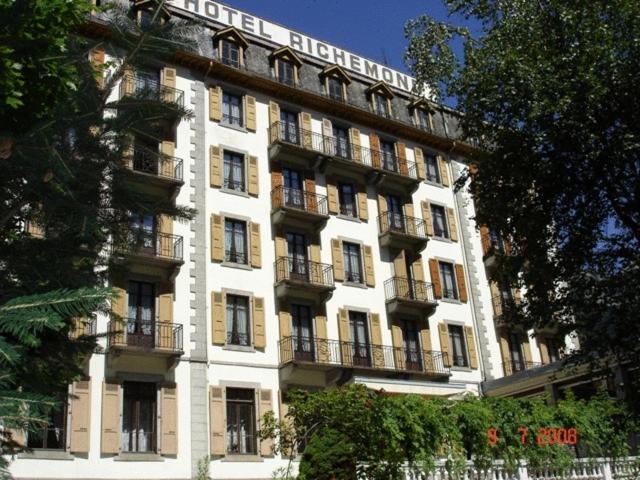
[
  {"left": 438, "top": 155, "right": 450, "bottom": 186},
  {"left": 447, "top": 207, "right": 458, "bottom": 242},
  {"left": 161, "top": 67, "right": 176, "bottom": 103},
  {"left": 210, "top": 146, "right": 222, "bottom": 188},
  {"left": 396, "top": 142, "right": 408, "bottom": 176},
  {"left": 211, "top": 291, "right": 225, "bottom": 345},
  {"left": 275, "top": 231, "right": 287, "bottom": 259},
  {"left": 209, "top": 86, "right": 222, "bottom": 122},
  {"left": 499, "top": 332, "right": 512, "bottom": 374},
  {"left": 429, "top": 259, "right": 442, "bottom": 298},
  {"left": 421, "top": 201, "right": 434, "bottom": 236},
  {"left": 69, "top": 379, "right": 91, "bottom": 453},
  {"left": 404, "top": 202, "right": 416, "bottom": 235},
  {"left": 349, "top": 128, "right": 362, "bottom": 162},
  {"left": 438, "top": 323, "right": 451, "bottom": 367},
  {"left": 327, "top": 176, "right": 339, "bottom": 214},
  {"left": 331, "top": 239, "right": 344, "bottom": 281},
  {"left": 315, "top": 310, "right": 329, "bottom": 362},
  {"left": 369, "top": 133, "right": 381, "bottom": 168},
  {"left": 337, "top": 308, "right": 351, "bottom": 365},
  {"left": 245, "top": 95, "right": 257, "bottom": 131},
  {"left": 259, "top": 390, "right": 274, "bottom": 456},
  {"left": 377, "top": 193, "right": 387, "bottom": 215},
  {"left": 490, "top": 281, "right": 502, "bottom": 317},
  {"left": 209, "top": 387, "right": 225, "bottom": 456},
  {"left": 160, "top": 383, "right": 178, "bottom": 455},
  {"left": 412, "top": 256, "right": 425, "bottom": 282},
  {"left": 122, "top": 65, "right": 135, "bottom": 95},
  {"left": 250, "top": 222, "right": 261, "bottom": 268},
  {"left": 253, "top": 297, "right": 266, "bottom": 349},
  {"left": 370, "top": 313, "right": 384, "bottom": 368},
  {"left": 420, "top": 327, "right": 432, "bottom": 351},
  {"left": 247, "top": 155, "right": 259, "bottom": 196},
  {"left": 158, "top": 283, "right": 173, "bottom": 330},
  {"left": 101, "top": 380, "right": 121, "bottom": 454},
  {"left": 363, "top": 245, "right": 375, "bottom": 287},
  {"left": 300, "top": 112, "right": 312, "bottom": 149},
  {"left": 414, "top": 148, "right": 425, "bottom": 180},
  {"left": 538, "top": 338, "right": 550, "bottom": 364},
  {"left": 464, "top": 326, "right": 478, "bottom": 369},
  {"left": 211, "top": 214, "right": 223, "bottom": 262},
  {"left": 455, "top": 264, "right": 468, "bottom": 302},
  {"left": 309, "top": 243, "right": 321, "bottom": 263},
  {"left": 393, "top": 250, "right": 407, "bottom": 279},
  {"left": 111, "top": 284, "right": 126, "bottom": 318},
  {"left": 279, "top": 307, "right": 292, "bottom": 361},
  {"left": 522, "top": 337, "right": 533, "bottom": 364},
  {"left": 268, "top": 101, "right": 280, "bottom": 141},
  {"left": 160, "top": 141, "right": 175, "bottom": 178},
  {"left": 357, "top": 185, "right": 368, "bottom": 221},
  {"left": 91, "top": 49, "right": 105, "bottom": 87},
  {"left": 391, "top": 323, "right": 404, "bottom": 370}
]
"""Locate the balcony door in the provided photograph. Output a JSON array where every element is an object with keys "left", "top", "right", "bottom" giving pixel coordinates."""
[
  {"left": 280, "top": 109, "right": 298, "bottom": 144},
  {"left": 122, "top": 381, "right": 156, "bottom": 453},
  {"left": 130, "top": 214, "right": 156, "bottom": 255},
  {"left": 332, "top": 125, "right": 350, "bottom": 159},
  {"left": 349, "top": 311, "right": 371, "bottom": 367},
  {"left": 286, "top": 232, "right": 308, "bottom": 281},
  {"left": 400, "top": 320, "right": 422, "bottom": 371},
  {"left": 127, "top": 281, "right": 155, "bottom": 348},
  {"left": 507, "top": 332, "right": 525, "bottom": 373},
  {"left": 283, "top": 167, "right": 304, "bottom": 209},
  {"left": 133, "top": 136, "right": 159, "bottom": 174},
  {"left": 291, "top": 304, "right": 314, "bottom": 361},
  {"left": 386, "top": 194, "right": 404, "bottom": 231}
]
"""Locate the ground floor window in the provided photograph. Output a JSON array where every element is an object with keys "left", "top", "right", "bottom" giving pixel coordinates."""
[
  {"left": 226, "top": 388, "right": 256, "bottom": 454},
  {"left": 27, "top": 392, "right": 67, "bottom": 450},
  {"left": 122, "top": 381, "right": 157, "bottom": 453}
]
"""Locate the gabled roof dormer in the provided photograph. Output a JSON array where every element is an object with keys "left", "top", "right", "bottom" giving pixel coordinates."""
[
  {"left": 270, "top": 46, "right": 303, "bottom": 86},
  {"left": 367, "top": 81, "right": 394, "bottom": 118},
  {"left": 366, "top": 81, "right": 394, "bottom": 99},
  {"left": 320, "top": 64, "right": 352, "bottom": 101},
  {"left": 319, "top": 64, "right": 352, "bottom": 84},
  {"left": 132, "top": 0, "right": 171, "bottom": 25},
  {"left": 213, "top": 26, "right": 249, "bottom": 49},
  {"left": 214, "top": 27, "right": 249, "bottom": 68}
]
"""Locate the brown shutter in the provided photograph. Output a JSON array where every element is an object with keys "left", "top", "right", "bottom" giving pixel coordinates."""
[
  {"left": 447, "top": 207, "right": 458, "bottom": 242},
  {"left": 304, "top": 171, "right": 317, "bottom": 213},
  {"left": 480, "top": 225, "right": 491, "bottom": 256},
  {"left": 322, "top": 118, "right": 333, "bottom": 154},
  {"left": 211, "top": 214, "right": 223, "bottom": 262},
  {"left": 490, "top": 281, "right": 502, "bottom": 317},
  {"left": 211, "top": 291, "right": 225, "bottom": 345},
  {"left": 315, "top": 310, "right": 329, "bottom": 362},
  {"left": 268, "top": 101, "right": 280, "bottom": 141},
  {"left": 210, "top": 146, "right": 222, "bottom": 188},
  {"left": 363, "top": 245, "right": 375, "bottom": 287},
  {"left": 455, "top": 264, "right": 468, "bottom": 302},
  {"left": 245, "top": 95, "right": 257, "bottom": 131},
  {"left": 356, "top": 184, "right": 368, "bottom": 221},
  {"left": 337, "top": 308, "right": 351, "bottom": 365},
  {"left": 499, "top": 332, "right": 512, "bottom": 374},
  {"left": 393, "top": 250, "right": 408, "bottom": 278},
  {"left": 391, "top": 323, "right": 404, "bottom": 369},
  {"left": 377, "top": 193, "right": 387, "bottom": 215},
  {"left": 248, "top": 155, "right": 259, "bottom": 196},
  {"left": 421, "top": 201, "right": 434, "bottom": 236},
  {"left": 250, "top": 222, "right": 261, "bottom": 268},
  {"left": 429, "top": 259, "right": 442, "bottom": 298},
  {"left": 438, "top": 155, "right": 450, "bottom": 186},
  {"left": 370, "top": 313, "right": 384, "bottom": 368},
  {"left": 464, "top": 326, "right": 478, "bottom": 369},
  {"left": 253, "top": 297, "right": 266, "bottom": 349},
  {"left": 420, "top": 327, "right": 432, "bottom": 352},
  {"left": 91, "top": 49, "right": 105, "bottom": 86},
  {"left": 259, "top": 390, "right": 274, "bottom": 456},
  {"left": 327, "top": 176, "right": 339, "bottom": 214},
  {"left": 300, "top": 112, "right": 313, "bottom": 149},
  {"left": 69, "top": 379, "right": 91, "bottom": 453},
  {"left": 369, "top": 133, "right": 381, "bottom": 168},
  {"left": 396, "top": 142, "right": 408, "bottom": 176},
  {"left": 414, "top": 148, "right": 425, "bottom": 180},
  {"left": 538, "top": 338, "right": 550, "bottom": 364},
  {"left": 209, "top": 86, "right": 222, "bottom": 122},
  {"left": 404, "top": 202, "right": 416, "bottom": 235},
  {"left": 331, "top": 239, "right": 344, "bottom": 281},
  {"left": 161, "top": 67, "right": 176, "bottom": 103},
  {"left": 160, "top": 383, "right": 178, "bottom": 455},
  {"left": 438, "top": 323, "right": 451, "bottom": 367},
  {"left": 349, "top": 128, "right": 362, "bottom": 162},
  {"left": 209, "top": 387, "right": 225, "bottom": 456},
  {"left": 101, "top": 380, "right": 120, "bottom": 454}
]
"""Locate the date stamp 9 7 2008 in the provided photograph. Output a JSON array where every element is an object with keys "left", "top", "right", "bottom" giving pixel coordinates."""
[{"left": 487, "top": 427, "right": 578, "bottom": 446}]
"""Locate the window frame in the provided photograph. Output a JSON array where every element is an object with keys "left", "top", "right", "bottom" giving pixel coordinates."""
[
  {"left": 222, "top": 149, "right": 247, "bottom": 193},
  {"left": 327, "top": 76, "right": 345, "bottom": 101},
  {"left": 373, "top": 92, "right": 390, "bottom": 117},
  {"left": 430, "top": 204, "right": 449, "bottom": 239},
  {"left": 220, "top": 39, "right": 241, "bottom": 68},
  {"left": 225, "top": 294, "right": 251, "bottom": 347},
  {"left": 121, "top": 381, "right": 158, "bottom": 454},
  {"left": 448, "top": 324, "right": 469, "bottom": 368},
  {"left": 277, "top": 58, "right": 296, "bottom": 86},
  {"left": 425, "top": 153, "right": 441, "bottom": 184},
  {"left": 438, "top": 261, "right": 459, "bottom": 300},
  {"left": 337, "top": 181, "right": 357, "bottom": 218},
  {"left": 225, "top": 388, "right": 257, "bottom": 455},
  {"left": 221, "top": 91, "right": 244, "bottom": 128},
  {"left": 342, "top": 241, "right": 364, "bottom": 284},
  {"left": 415, "top": 107, "right": 432, "bottom": 131},
  {"left": 223, "top": 217, "right": 249, "bottom": 265},
  {"left": 26, "top": 391, "right": 68, "bottom": 450}
]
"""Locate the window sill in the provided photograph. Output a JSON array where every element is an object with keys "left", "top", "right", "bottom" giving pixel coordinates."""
[
  {"left": 18, "top": 450, "right": 74, "bottom": 460},
  {"left": 337, "top": 214, "right": 361, "bottom": 223},
  {"left": 431, "top": 235, "right": 452, "bottom": 243},
  {"left": 343, "top": 281, "right": 367, "bottom": 289},
  {"left": 424, "top": 180, "right": 445, "bottom": 188},
  {"left": 450, "top": 366, "right": 473, "bottom": 372},
  {"left": 114, "top": 452, "right": 165, "bottom": 462},
  {"left": 222, "top": 454, "right": 263, "bottom": 462},
  {"left": 220, "top": 187, "right": 250, "bottom": 198},
  {"left": 440, "top": 297, "right": 462, "bottom": 305},
  {"left": 219, "top": 122, "right": 247, "bottom": 133},
  {"left": 221, "top": 261, "right": 252, "bottom": 271},
  {"left": 223, "top": 344, "right": 255, "bottom": 353}
]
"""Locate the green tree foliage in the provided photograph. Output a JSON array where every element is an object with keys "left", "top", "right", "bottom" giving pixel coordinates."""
[
  {"left": 404, "top": 1, "right": 640, "bottom": 364},
  {"left": 260, "top": 385, "right": 635, "bottom": 480}
]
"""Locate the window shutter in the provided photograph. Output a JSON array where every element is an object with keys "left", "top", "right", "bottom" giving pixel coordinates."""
[
  {"left": 101, "top": 380, "right": 121, "bottom": 454},
  {"left": 253, "top": 297, "right": 266, "bottom": 349},
  {"left": 404, "top": 202, "right": 416, "bottom": 235},
  {"left": 111, "top": 285, "right": 127, "bottom": 319},
  {"left": 326, "top": 176, "right": 339, "bottom": 214},
  {"left": 314, "top": 310, "right": 329, "bottom": 362},
  {"left": 304, "top": 170, "right": 317, "bottom": 213},
  {"left": 322, "top": 118, "right": 333, "bottom": 154},
  {"left": 396, "top": 142, "right": 408, "bottom": 176},
  {"left": 278, "top": 307, "right": 292, "bottom": 361},
  {"left": 271, "top": 163, "right": 283, "bottom": 188},
  {"left": 356, "top": 184, "right": 368, "bottom": 221},
  {"left": 160, "top": 142, "right": 175, "bottom": 178},
  {"left": 122, "top": 66, "right": 136, "bottom": 95},
  {"left": 463, "top": 326, "right": 478, "bottom": 369},
  {"left": 158, "top": 286, "right": 173, "bottom": 347},
  {"left": 210, "top": 86, "right": 222, "bottom": 122},
  {"left": 211, "top": 214, "right": 224, "bottom": 262},
  {"left": 331, "top": 239, "right": 344, "bottom": 281},
  {"left": 499, "top": 332, "right": 512, "bottom": 374},
  {"left": 438, "top": 155, "right": 450, "bottom": 186},
  {"left": 210, "top": 146, "right": 222, "bottom": 188},
  {"left": 337, "top": 309, "right": 351, "bottom": 365},
  {"left": 309, "top": 243, "right": 321, "bottom": 264},
  {"left": 447, "top": 207, "right": 458, "bottom": 242},
  {"left": 91, "top": 49, "right": 105, "bottom": 87},
  {"left": 248, "top": 155, "right": 259, "bottom": 196},
  {"left": 69, "top": 379, "right": 91, "bottom": 453},
  {"left": 268, "top": 101, "right": 280, "bottom": 141},
  {"left": 160, "top": 383, "right": 178, "bottom": 455},
  {"left": 275, "top": 230, "right": 287, "bottom": 259},
  {"left": 245, "top": 95, "right": 257, "bottom": 131},
  {"left": 370, "top": 313, "right": 384, "bottom": 368},
  {"left": 349, "top": 128, "right": 362, "bottom": 162},
  {"left": 455, "top": 264, "right": 468, "bottom": 302},
  {"left": 393, "top": 250, "right": 408, "bottom": 279},
  {"left": 161, "top": 67, "right": 176, "bottom": 103},
  {"left": 369, "top": 133, "right": 381, "bottom": 168},
  {"left": 391, "top": 323, "right": 404, "bottom": 369},
  {"left": 438, "top": 323, "right": 451, "bottom": 367},
  {"left": 480, "top": 225, "right": 491, "bottom": 256},
  {"left": 363, "top": 245, "right": 375, "bottom": 287},
  {"left": 429, "top": 259, "right": 442, "bottom": 298},
  {"left": 377, "top": 193, "right": 387, "bottom": 215},
  {"left": 414, "top": 147, "right": 425, "bottom": 180},
  {"left": 211, "top": 291, "right": 225, "bottom": 345},
  {"left": 411, "top": 256, "right": 425, "bottom": 282},
  {"left": 522, "top": 338, "right": 533, "bottom": 364},
  {"left": 300, "top": 112, "right": 313, "bottom": 149},
  {"left": 490, "top": 281, "right": 502, "bottom": 317},
  {"left": 209, "top": 387, "right": 225, "bottom": 456},
  {"left": 259, "top": 390, "right": 274, "bottom": 456},
  {"left": 420, "top": 327, "right": 432, "bottom": 352},
  {"left": 250, "top": 222, "right": 261, "bottom": 268},
  {"left": 538, "top": 338, "right": 550, "bottom": 364}
]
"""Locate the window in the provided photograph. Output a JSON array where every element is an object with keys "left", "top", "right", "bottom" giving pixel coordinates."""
[
  {"left": 373, "top": 93, "right": 389, "bottom": 117},
  {"left": 221, "top": 40, "right": 240, "bottom": 67},
  {"left": 343, "top": 242, "right": 363, "bottom": 284},
  {"left": 349, "top": 311, "right": 370, "bottom": 366},
  {"left": 27, "top": 391, "right": 67, "bottom": 449},
  {"left": 431, "top": 204, "right": 449, "bottom": 238},
  {"left": 386, "top": 194, "right": 404, "bottom": 231},
  {"left": 448, "top": 325, "right": 468, "bottom": 367},
  {"left": 132, "top": 136, "right": 159, "bottom": 174},
  {"left": 333, "top": 125, "right": 350, "bottom": 159},
  {"left": 338, "top": 182, "right": 357, "bottom": 217},
  {"left": 279, "top": 109, "right": 298, "bottom": 144},
  {"left": 224, "top": 219, "right": 247, "bottom": 264},
  {"left": 507, "top": 332, "right": 524, "bottom": 372},
  {"left": 489, "top": 228, "right": 506, "bottom": 254},
  {"left": 127, "top": 281, "right": 155, "bottom": 348},
  {"left": 226, "top": 388, "right": 256, "bottom": 455},
  {"left": 129, "top": 214, "right": 156, "bottom": 254},
  {"left": 222, "top": 92, "right": 243, "bottom": 127},
  {"left": 546, "top": 338, "right": 562, "bottom": 363},
  {"left": 277, "top": 59, "right": 295, "bottom": 86},
  {"left": 139, "top": 9, "right": 153, "bottom": 27},
  {"left": 380, "top": 140, "right": 396, "bottom": 171},
  {"left": 122, "top": 381, "right": 157, "bottom": 453},
  {"left": 283, "top": 167, "right": 304, "bottom": 209},
  {"left": 291, "top": 304, "right": 314, "bottom": 361},
  {"left": 328, "top": 77, "right": 344, "bottom": 101},
  {"left": 286, "top": 231, "right": 308, "bottom": 279},
  {"left": 425, "top": 154, "right": 440, "bottom": 183},
  {"left": 223, "top": 150, "right": 245, "bottom": 191},
  {"left": 400, "top": 319, "right": 422, "bottom": 371},
  {"left": 416, "top": 108, "right": 431, "bottom": 131},
  {"left": 439, "top": 262, "right": 458, "bottom": 300},
  {"left": 226, "top": 295, "right": 250, "bottom": 346}
]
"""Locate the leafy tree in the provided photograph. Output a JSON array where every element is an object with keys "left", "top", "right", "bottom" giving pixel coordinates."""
[{"left": 404, "top": 1, "right": 640, "bottom": 367}]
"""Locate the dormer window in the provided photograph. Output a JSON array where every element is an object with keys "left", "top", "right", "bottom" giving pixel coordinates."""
[
  {"left": 222, "top": 40, "right": 240, "bottom": 67},
  {"left": 320, "top": 64, "right": 351, "bottom": 103},
  {"left": 131, "top": 0, "right": 170, "bottom": 25},
  {"left": 270, "top": 46, "right": 303, "bottom": 87},
  {"left": 409, "top": 98, "right": 435, "bottom": 132},
  {"left": 328, "top": 77, "right": 343, "bottom": 100},
  {"left": 366, "top": 81, "right": 394, "bottom": 119},
  {"left": 373, "top": 93, "right": 389, "bottom": 116},
  {"left": 278, "top": 59, "right": 295, "bottom": 86},
  {"left": 214, "top": 27, "right": 249, "bottom": 69}
]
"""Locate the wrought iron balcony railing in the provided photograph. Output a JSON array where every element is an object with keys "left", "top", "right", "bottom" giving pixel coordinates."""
[
  {"left": 378, "top": 211, "right": 427, "bottom": 238},
  {"left": 491, "top": 294, "right": 518, "bottom": 320},
  {"left": 384, "top": 277, "right": 436, "bottom": 304},
  {"left": 113, "top": 231, "right": 183, "bottom": 261},
  {"left": 482, "top": 230, "right": 506, "bottom": 258},
  {"left": 271, "top": 186, "right": 329, "bottom": 216},
  {"left": 502, "top": 360, "right": 543, "bottom": 376},
  {"left": 119, "top": 74, "right": 185, "bottom": 108},
  {"left": 278, "top": 336, "right": 450, "bottom": 376},
  {"left": 274, "top": 257, "right": 334, "bottom": 288},
  {"left": 107, "top": 318, "right": 183, "bottom": 353},
  {"left": 70, "top": 317, "right": 97, "bottom": 339},
  {"left": 128, "top": 146, "right": 183, "bottom": 181}
]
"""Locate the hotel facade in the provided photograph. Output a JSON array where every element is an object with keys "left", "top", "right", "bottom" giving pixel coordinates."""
[{"left": 9, "top": 1, "right": 578, "bottom": 479}]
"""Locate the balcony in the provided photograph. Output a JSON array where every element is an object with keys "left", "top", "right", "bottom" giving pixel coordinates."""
[
  {"left": 491, "top": 295, "right": 518, "bottom": 327},
  {"left": 384, "top": 277, "right": 437, "bottom": 317},
  {"left": 482, "top": 230, "right": 507, "bottom": 272},
  {"left": 278, "top": 336, "right": 450, "bottom": 385},
  {"left": 271, "top": 186, "right": 329, "bottom": 231},
  {"left": 502, "top": 360, "right": 543, "bottom": 376},
  {"left": 375, "top": 153, "right": 420, "bottom": 191},
  {"left": 69, "top": 317, "right": 97, "bottom": 340},
  {"left": 268, "top": 121, "right": 328, "bottom": 169},
  {"left": 378, "top": 212, "right": 428, "bottom": 252},
  {"left": 111, "top": 231, "right": 184, "bottom": 280},
  {"left": 107, "top": 318, "right": 183, "bottom": 367},
  {"left": 123, "top": 146, "right": 184, "bottom": 200},
  {"left": 274, "top": 257, "right": 335, "bottom": 304}
]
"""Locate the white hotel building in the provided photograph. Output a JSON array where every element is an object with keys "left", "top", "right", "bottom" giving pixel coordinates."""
[{"left": 9, "top": 1, "right": 571, "bottom": 479}]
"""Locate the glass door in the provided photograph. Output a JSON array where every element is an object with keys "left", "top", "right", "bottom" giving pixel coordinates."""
[
  {"left": 280, "top": 110, "right": 298, "bottom": 144},
  {"left": 283, "top": 168, "right": 304, "bottom": 209},
  {"left": 507, "top": 332, "right": 524, "bottom": 373},
  {"left": 286, "top": 232, "right": 308, "bottom": 281},
  {"left": 349, "top": 312, "right": 371, "bottom": 367},
  {"left": 127, "top": 281, "right": 155, "bottom": 348},
  {"left": 122, "top": 382, "right": 156, "bottom": 453},
  {"left": 292, "top": 304, "right": 314, "bottom": 361},
  {"left": 386, "top": 194, "right": 404, "bottom": 232},
  {"left": 130, "top": 214, "right": 156, "bottom": 256},
  {"left": 401, "top": 320, "right": 422, "bottom": 371}
]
